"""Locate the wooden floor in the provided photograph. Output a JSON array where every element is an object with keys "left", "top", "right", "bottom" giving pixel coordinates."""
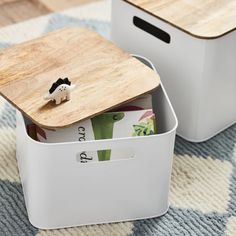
[{"left": 0, "top": 0, "right": 97, "bottom": 27}]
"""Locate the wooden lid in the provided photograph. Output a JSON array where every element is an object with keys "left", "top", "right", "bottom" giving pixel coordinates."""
[
  {"left": 0, "top": 27, "right": 160, "bottom": 128},
  {"left": 125, "top": 0, "right": 236, "bottom": 39}
]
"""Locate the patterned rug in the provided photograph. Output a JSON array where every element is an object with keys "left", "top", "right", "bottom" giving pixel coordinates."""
[{"left": 0, "top": 1, "right": 236, "bottom": 235}]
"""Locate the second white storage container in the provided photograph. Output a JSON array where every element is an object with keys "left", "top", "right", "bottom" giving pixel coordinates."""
[{"left": 111, "top": 0, "right": 236, "bottom": 142}]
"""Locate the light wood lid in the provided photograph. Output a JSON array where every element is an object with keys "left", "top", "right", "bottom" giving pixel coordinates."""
[
  {"left": 0, "top": 27, "right": 160, "bottom": 128},
  {"left": 125, "top": 0, "right": 236, "bottom": 39}
]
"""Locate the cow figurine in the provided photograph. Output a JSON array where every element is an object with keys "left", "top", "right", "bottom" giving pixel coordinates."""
[{"left": 44, "top": 78, "right": 76, "bottom": 105}]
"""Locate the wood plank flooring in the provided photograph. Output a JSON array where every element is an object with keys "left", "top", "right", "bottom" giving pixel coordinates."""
[{"left": 0, "top": 0, "right": 97, "bottom": 27}]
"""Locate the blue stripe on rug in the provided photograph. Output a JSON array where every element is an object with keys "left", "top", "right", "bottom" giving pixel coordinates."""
[
  {"left": 175, "top": 124, "right": 236, "bottom": 162},
  {"left": 0, "top": 102, "right": 16, "bottom": 129},
  {"left": 44, "top": 13, "right": 111, "bottom": 39},
  {"left": 132, "top": 207, "right": 228, "bottom": 236},
  {"left": 0, "top": 181, "right": 38, "bottom": 236}
]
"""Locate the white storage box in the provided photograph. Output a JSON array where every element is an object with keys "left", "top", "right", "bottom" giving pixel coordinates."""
[
  {"left": 0, "top": 28, "right": 177, "bottom": 229},
  {"left": 111, "top": 0, "right": 236, "bottom": 142},
  {"left": 16, "top": 82, "right": 177, "bottom": 229}
]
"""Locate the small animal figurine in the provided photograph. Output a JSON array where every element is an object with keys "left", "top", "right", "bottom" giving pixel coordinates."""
[{"left": 44, "top": 78, "right": 75, "bottom": 105}]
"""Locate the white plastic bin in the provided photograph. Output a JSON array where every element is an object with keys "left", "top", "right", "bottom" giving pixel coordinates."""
[
  {"left": 111, "top": 0, "right": 236, "bottom": 142},
  {"left": 15, "top": 57, "right": 178, "bottom": 229}
]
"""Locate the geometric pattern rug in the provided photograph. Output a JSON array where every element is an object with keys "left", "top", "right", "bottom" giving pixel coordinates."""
[{"left": 0, "top": 1, "right": 236, "bottom": 235}]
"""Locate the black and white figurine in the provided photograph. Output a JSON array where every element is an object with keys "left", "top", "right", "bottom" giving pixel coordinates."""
[{"left": 44, "top": 78, "right": 76, "bottom": 105}]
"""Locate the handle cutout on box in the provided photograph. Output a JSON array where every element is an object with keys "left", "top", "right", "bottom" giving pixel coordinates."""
[
  {"left": 133, "top": 16, "right": 171, "bottom": 44},
  {"left": 76, "top": 148, "right": 134, "bottom": 164}
]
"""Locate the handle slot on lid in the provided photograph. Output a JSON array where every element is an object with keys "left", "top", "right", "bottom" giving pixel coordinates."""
[{"left": 133, "top": 16, "right": 171, "bottom": 44}]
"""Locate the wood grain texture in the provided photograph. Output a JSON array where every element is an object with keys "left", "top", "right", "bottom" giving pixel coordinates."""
[
  {"left": 125, "top": 0, "right": 236, "bottom": 39},
  {"left": 38, "top": 0, "right": 99, "bottom": 11},
  {"left": 0, "top": 0, "right": 97, "bottom": 27},
  {"left": 0, "top": 0, "right": 50, "bottom": 27},
  {"left": 0, "top": 27, "right": 160, "bottom": 128},
  {"left": 0, "top": 0, "right": 17, "bottom": 6}
]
